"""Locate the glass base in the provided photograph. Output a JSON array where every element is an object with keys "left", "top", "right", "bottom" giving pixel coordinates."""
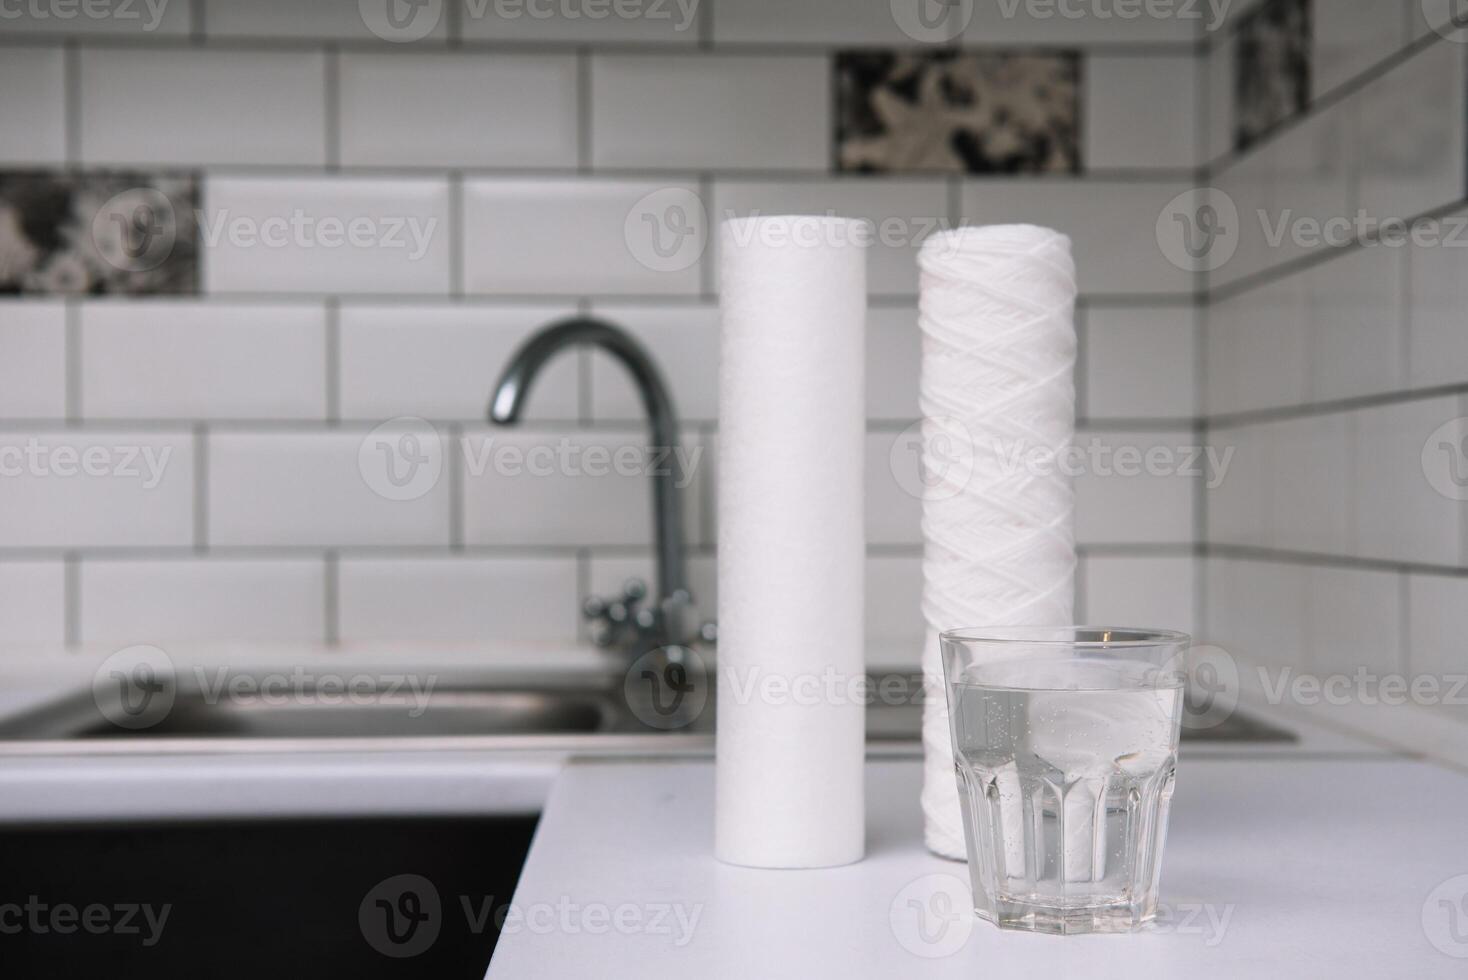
[{"left": 983, "top": 899, "right": 1154, "bottom": 936}]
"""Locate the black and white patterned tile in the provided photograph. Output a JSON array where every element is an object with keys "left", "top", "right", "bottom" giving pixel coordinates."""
[
  {"left": 0, "top": 171, "right": 199, "bottom": 296},
  {"left": 1234, "top": 0, "right": 1311, "bottom": 152},
  {"left": 836, "top": 50, "right": 1080, "bottom": 175}
]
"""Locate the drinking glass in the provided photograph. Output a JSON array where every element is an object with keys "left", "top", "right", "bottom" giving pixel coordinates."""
[{"left": 940, "top": 627, "right": 1190, "bottom": 936}]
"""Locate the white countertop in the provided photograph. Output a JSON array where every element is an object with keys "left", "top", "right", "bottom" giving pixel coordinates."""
[{"left": 486, "top": 758, "right": 1468, "bottom": 979}]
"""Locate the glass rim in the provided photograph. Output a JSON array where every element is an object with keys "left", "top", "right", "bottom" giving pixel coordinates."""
[{"left": 939, "top": 625, "right": 1190, "bottom": 648}]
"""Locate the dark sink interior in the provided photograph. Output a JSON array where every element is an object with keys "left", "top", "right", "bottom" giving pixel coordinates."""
[{"left": 0, "top": 815, "right": 537, "bottom": 979}]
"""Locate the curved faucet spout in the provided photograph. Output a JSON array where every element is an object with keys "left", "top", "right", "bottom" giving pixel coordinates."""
[{"left": 488, "top": 317, "right": 688, "bottom": 607}]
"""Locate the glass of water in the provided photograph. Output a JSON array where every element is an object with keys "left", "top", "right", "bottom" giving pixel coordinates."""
[{"left": 940, "top": 627, "right": 1190, "bottom": 936}]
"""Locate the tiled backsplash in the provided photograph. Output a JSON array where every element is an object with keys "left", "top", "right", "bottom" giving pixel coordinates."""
[
  {"left": 1199, "top": 2, "right": 1468, "bottom": 733},
  {"left": 3, "top": 0, "right": 1225, "bottom": 661}
]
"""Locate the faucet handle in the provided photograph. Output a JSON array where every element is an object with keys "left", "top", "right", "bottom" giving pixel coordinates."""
[{"left": 583, "top": 580, "right": 650, "bottom": 648}]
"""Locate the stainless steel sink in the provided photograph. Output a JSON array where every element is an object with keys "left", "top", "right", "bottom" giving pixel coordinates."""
[
  {"left": 0, "top": 670, "right": 1294, "bottom": 750},
  {"left": 74, "top": 688, "right": 613, "bottom": 740}
]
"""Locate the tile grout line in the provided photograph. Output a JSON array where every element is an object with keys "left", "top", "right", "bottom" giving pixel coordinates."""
[
  {"left": 64, "top": 300, "right": 81, "bottom": 424},
  {"left": 63, "top": 552, "right": 81, "bottom": 648},
  {"left": 324, "top": 44, "right": 341, "bottom": 170},
  {"left": 449, "top": 173, "right": 465, "bottom": 299},
  {"left": 449, "top": 421, "right": 464, "bottom": 551},
  {"left": 193, "top": 423, "right": 209, "bottom": 553},
  {"left": 325, "top": 297, "right": 341, "bottom": 424},
  {"left": 62, "top": 39, "right": 80, "bottom": 164},
  {"left": 324, "top": 551, "right": 340, "bottom": 645}
]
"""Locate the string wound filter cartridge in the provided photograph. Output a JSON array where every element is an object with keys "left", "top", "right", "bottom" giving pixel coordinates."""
[{"left": 915, "top": 225, "right": 1079, "bottom": 864}]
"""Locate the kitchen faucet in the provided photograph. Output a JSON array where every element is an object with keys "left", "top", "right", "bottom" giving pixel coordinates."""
[{"left": 489, "top": 316, "right": 707, "bottom": 656}]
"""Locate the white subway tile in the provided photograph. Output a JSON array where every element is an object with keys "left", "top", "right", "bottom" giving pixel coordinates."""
[
  {"left": 79, "top": 48, "right": 326, "bottom": 166},
  {"left": 961, "top": 2, "right": 1202, "bottom": 43},
  {"left": 961, "top": 180, "right": 1196, "bottom": 296},
  {"left": 591, "top": 55, "right": 828, "bottom": 170},
  {"left": 586, "top": 552, "right": 717, "bottom": 616},
  {"left": 0, "top": 300, "right": 67, "bottom": 419},
  {"left": 204, "top": 0, "right": 448, "bottom": 41},
  {"left": 338, "top": 556, "right": 578, "bottom": 643},
  {"left": 79, "top": 559, "right": 324, "bottom": 644},
  {"left": 1407, "top": 214, "right": 1468, "bottom": 389},
  {"left": 339, "top": 303, "right": 578, "bottom": 421},
  {"left": 0, "top": 47, "right": 66, "bottom": 164},
  {"left": 1353, "top": 396, "right": 1464, "bottom": 566},
  {"left": 208, "top": 430, "right": 451, "bottom": 547},
  {"left": 1205, "top": 422, "right": 1270, "bottom": 547},
  {"left": 1302, "top": 245, "right": 1403, "bottom": 403},
  {"left": 587, "top": 303, "right": 718, "bottom": 423},
  {"left": 1075, "top": 429, "right": 1196, "bottom": 545},
  {"left": 865, "top": 430, "right": 922, "bottom": 546},
  {"left": 459, "top": 427, "right": 706, "bottom": 546},
  {"left": 0, "top": 0, "right": 189, "bottom": 35},
  {"left": 81, "top": 301, "right": 327, "bottom": 419},
  {"left": 1268, "top": 414, "right": 1352, "bottom": 555},
  {"left": 1083, "top": 304, "right": 1196, "bottom": 419},
  {"left": 1211, "top": 151, "right": 1274, "bottom": 286},
  {"left": 1082, "top": 555, "right": 1195, "bottom": 636},
  {"left": 1408, "top": 574, "right": 1468, "bottom": 683},
  {"left": 866, "top": 554, "right": 924, "bottom": 666},
  {"left": 0, "top": 561, "right": 65, "bottom": 646},
  {"left": 1258, "top": 106, "right": 1356, "bottom": 272},
  {"left": 716, "top": 0, "right": 943, "bottom": 44},
  {"left": 1085, "top": 55, "right": 1199, "bottom": 170},
  {"left": 0, "top": 430, "right": 193, "bottom": 548},
  {"left": 462, "top": 177, "right": 703, "bottom": 296},
  {"left": 1312, "top": 0, "right": 1408, "bottom": 97},
  {"left": 715, "top": 178, "right": 948, "bottom": 297},
  {"left": 203, "top": 176, "right": 451, "bottom": 295},
  {"left": 1210, "top": 557, "right": 1309, "bottom": 669},
  {"left": 1306, "top": 565, "right": 1403, "bottom": 676},
  {"left": 1355, "top": 41, "right": 1466, "bottom": 224},
  {"left": 866, "top": 306, "right": 921, "bottom": 422},
  {"left": 459, "top": 0, "right": 701, "bottom": 43},
  {"left": 1203, "top": 275, "right": 1308, "bottom": 415},
  {"left": 338, "top": 52, "right": 578, "bottom": 168}
]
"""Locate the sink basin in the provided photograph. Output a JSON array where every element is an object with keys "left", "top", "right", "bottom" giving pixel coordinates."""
[
  {"left": 74, "top": 688, "right": 612, "bottom": 740},
  {"left": 0, "top": 670, "right": 1294, "bottom": 746}
]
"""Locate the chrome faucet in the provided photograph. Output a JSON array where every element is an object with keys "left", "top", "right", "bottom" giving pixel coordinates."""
[{"left": 489, "top": 316, "right": 706, "bottom": 655}]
